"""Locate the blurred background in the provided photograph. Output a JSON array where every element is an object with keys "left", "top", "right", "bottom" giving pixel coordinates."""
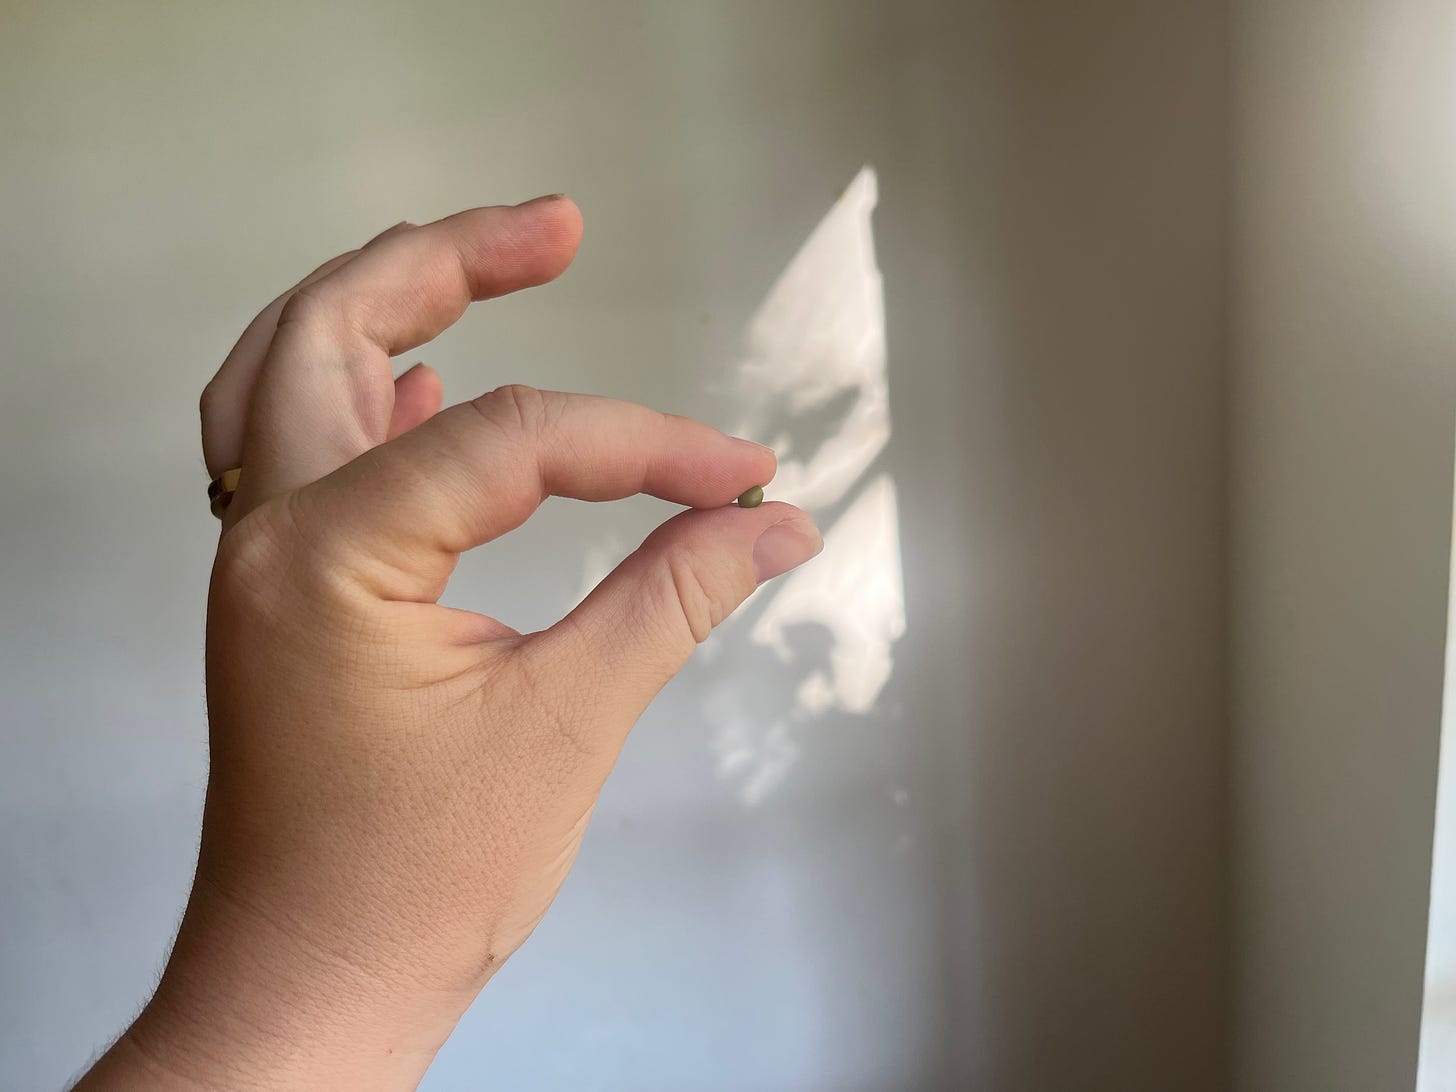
[{"left": 2, "top": 2, "right": 1455, "bottom": 1090}]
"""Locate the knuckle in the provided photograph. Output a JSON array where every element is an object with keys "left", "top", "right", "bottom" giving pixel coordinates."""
[
  {"left": 278, "top": 285, "right": 390, "bottom": 435},
  {"left": 663, "top": 547, "right": 728, "bottom": 645},
  {"left": 276, "top": 282, "right": 374, "bottom": 344},
  {"left": 198, "top": 378, "right": 221, "bottom": 424},
  {"left": 275, "top": 282, "right": 334, "bottom": 330},
  {"left": 210, "top": 502, "right": 424, "bottom": 690},
  {"left": 211, "top": 506, "right": 297, "bottom": 621},
  {"left": 457, "top": 385, "right": 553, "bottom": 532},
  {"left": 211, "top": 495, "right": 351, "bottom": 623},
  {"left": 472, "top": 383, "right": 549, "bottom": 436},
  {"left": 278, "top": 269, "right": 410, "bottom": 360}
]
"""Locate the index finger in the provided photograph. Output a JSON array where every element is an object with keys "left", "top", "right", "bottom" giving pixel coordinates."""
[{"left": 301, "top": 386, "right": 777, "bottom": 603}]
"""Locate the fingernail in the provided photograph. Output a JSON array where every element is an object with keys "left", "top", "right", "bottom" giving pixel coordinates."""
[
  {"left": 752, "top": 518, "right": 824, "bottom": 584},
  {"left": 367, "top": 221, "right": 416, "bottom": 246},
  {"left": 734, "top": 436, "right": 775, "bottom": 459},
  {"left": 518, "top": 192, "right": 567, "bottom": 206}
]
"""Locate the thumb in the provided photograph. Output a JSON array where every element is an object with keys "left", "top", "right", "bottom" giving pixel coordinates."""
[{"left": 527, "top": 500, "right": 824, "bottom": 722}]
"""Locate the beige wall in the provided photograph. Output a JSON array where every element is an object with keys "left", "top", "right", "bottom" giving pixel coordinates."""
[
  {"left": 1230, "top": 2, "right": 1456, "bottom": 1088},
  {"left": 920, "top": 4, "right": 1230, "bottom": 1086},
  {"left": 0, "top": 3, "right": 1230, "bottom": 1088}
]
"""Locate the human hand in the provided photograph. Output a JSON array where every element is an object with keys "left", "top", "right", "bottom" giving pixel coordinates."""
[{"left": 82, "top": 197, "right": 822, "bottom": 1089}]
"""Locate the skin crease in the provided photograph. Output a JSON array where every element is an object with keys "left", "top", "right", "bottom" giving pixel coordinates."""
[{"left": 76, "top": 197, "right": 823, "bottom": 1091}]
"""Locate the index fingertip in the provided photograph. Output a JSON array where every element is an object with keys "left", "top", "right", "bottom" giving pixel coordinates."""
[{"left": 732, "top": 436, "right": 777, "bottom": 484}]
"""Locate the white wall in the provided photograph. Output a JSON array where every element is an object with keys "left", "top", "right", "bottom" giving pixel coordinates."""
[
  {"left": 1229, "top": 2, "right": 1456, "bottom": 1089},
  {"left": 0, "top": 3, "right": 1228, "bottom": 1089}
]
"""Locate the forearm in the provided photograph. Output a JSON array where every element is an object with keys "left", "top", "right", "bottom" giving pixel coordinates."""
[{"left": 76, "top": 879, "right": 465, "bottom": 1091}]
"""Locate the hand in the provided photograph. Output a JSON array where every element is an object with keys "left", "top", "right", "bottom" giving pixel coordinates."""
[{"left": 81, "top": 197, "right": 823, "bottom": 1089}]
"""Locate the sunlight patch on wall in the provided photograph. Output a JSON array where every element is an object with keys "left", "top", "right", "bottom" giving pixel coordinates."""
[{"left": 705, "top": 166, "right": 905, "bottom": 807}]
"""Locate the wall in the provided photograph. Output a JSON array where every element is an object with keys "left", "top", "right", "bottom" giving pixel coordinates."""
[
  {"left": 1419, "top": 468, "right": 1456, "bottom": 1087},
  {"left": 0, "top": 3, "right": 1228, "bottom": 1089},
  {"left": 1229, "top": 2, "right": 1456, "bottom": 1089}
]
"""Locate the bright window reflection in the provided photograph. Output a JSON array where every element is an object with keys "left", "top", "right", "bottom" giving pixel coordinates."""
[{"left": 1418, "top": 439, "right": 1456, "bottom": 1089}]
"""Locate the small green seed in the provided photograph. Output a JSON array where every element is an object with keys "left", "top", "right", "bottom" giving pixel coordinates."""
[{"left": 737, "top": 485, "right": 765, "bottom": 508}]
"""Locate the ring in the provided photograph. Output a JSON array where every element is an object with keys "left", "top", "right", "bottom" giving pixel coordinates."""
[{"left": 208, "top": 468, "right": 242, "bottom": 519}]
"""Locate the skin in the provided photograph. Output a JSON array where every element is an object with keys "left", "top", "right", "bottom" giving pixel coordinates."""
[{"left": 76, "top": 195, "right": 823, "bottom": 1090}]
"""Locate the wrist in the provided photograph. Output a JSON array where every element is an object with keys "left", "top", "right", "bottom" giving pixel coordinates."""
[{"left": 83, "top": 874, "right": 467, "bottom": 1090}]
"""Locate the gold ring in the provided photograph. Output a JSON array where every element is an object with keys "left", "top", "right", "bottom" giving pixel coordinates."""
[{"left": 208, "top": 467, "right": 242, "bottom": 519}]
